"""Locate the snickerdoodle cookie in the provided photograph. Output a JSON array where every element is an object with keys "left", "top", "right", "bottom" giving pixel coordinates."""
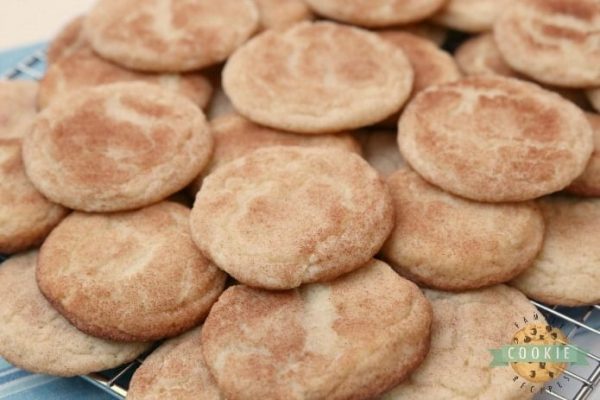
[
  {"left": 23, "top": 82, "right": 213, "bottom": 212},
  {"left": 455, "top": 33, "right": 521, "bottom": 78},
  {"left": 377, "top": 31, "right": 460, "bottom": 125},
  {"left": 379, "top": 31, "right": 460, "bottom": 97},
  {"left": 0, "top": 251, "right": 150, "bottom": 376},
  {"left": 0, "top": 140, "right": 67, "bottom": 254},
  {"left": 0, "top": 80, "right": 37, "bottom": 139},
  {"left": 494, "top": 0, "right": 600, "bottom": 87},
  {"left": 202, "top": 260, "right": 432, "bottom": 400},
  {"left": 85, "top": 0, "right": 259, "bottom": 71},
  {"left": 188, "top": 114, "right": 361, "bottom": 195},
  {"left": 398, "top": 76, "right": 594, "bottom": 202},
  {"left": 304, "top": 0, "right": 447, "bottom": 27},
  {"left": 381, "top": 169, "right": 544, "bottom": 290},
  {"left": 566, "top": 113, "right": 600, "bottom": 196},
  {"left": 191, "top": 146, "right": 393, "bottom": 289},
  {"left": 127, "top": 326, "right": 222, "bottom": 400},
  {"left": 223, "top": 22, "right": 414, "bottom": 133},
  {"left": 39, "top": 48, "right": 212, "bottom": 109},
  {"left": 46, "top": 16, "right": 88, "bottom": 64},
  {"left": 455, "top": 33, "right": 591, "bottom": 108},
  {"left": 37, "top": 202, "right": 227, "bottom": 341},
  {"left": 382, "top": 285, "right": 545, "bottom": 400},
  {"left": 434, "top": 0, "right": 510, "bottom": 32},
  {"left": 254, "top": 0, "right": 313, "bottom": 31},
  {"left": 511, "top": 196, "right": 600, "bottom": 306}
]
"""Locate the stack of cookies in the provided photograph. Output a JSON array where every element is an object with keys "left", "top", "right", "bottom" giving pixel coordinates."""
[{"left": 0, "top": 0, "right": 599, "bottom": 399}]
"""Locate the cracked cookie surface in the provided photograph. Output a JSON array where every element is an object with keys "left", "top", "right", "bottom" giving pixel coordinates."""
[
  {"left": 398, "top": 76, "right": 593, "bottom": 202},
  {"left": 382, "top": 285, "right": 545, "bottom": 400},
  {"left": 511, "top": 196, "right": 600, "bottom": 306},
  {"left": 202, "top": 260, "right": 432, "bottom": 400},
  {"left": 190, "top": 146, "right": 393, "bottom": 289},
  {"left": 0, "top": 251, "right": 149, "bottom": 376}
]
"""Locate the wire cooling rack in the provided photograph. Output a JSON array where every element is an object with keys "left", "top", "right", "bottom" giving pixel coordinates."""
[{"left": 2, "top": 46, "right": 599, "bottom": 400}]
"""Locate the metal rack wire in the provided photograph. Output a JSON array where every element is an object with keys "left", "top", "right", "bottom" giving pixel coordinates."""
[{"left": 2, "top": 48, "right": 599, "bottom": 400}]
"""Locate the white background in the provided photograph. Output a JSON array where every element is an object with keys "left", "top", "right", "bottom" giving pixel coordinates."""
[{"left": 0, "top": 0, "right": 95, "bottom": 50}]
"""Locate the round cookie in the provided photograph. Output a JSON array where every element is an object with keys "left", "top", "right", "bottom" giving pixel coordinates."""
[
  {"left": 37, "top": 202, "right": 227, "bottom": 341},
  {"left": 0, "top": 251, "right": 150, "bottom": 376},
  {"left": 381, "top": 169, "right": 545, "bottom": 290},
  {"left": 127, "top": 326, "right": 222, "bottom": 400},
  {"left": 455, "top": 33, "right": 521, "bottom": 78},
  {"left": 455, "top": 33, "right": 592, "bottom": 109},
  {"left": 398, "top": 76, "right": 594, "bottom": 202},
  {"left": 566, "top": 113, "right": 600, "bottom": 196},
  {"left": 511, "top": 196, "right": 600, "bottom": 306},
  {"left": 356, "top": 130, "right": 405, "bottom": 177},
  {"left": 188, "top": 114, "right": 361, "bottom": 195},
  {"left": 223, "top": 21, "right": 414, "bottom": 134},
  {"left": 39, "top": 47, "right": 213, "bottom": 109},
  {"left": 85, "top": 0, "right": 259, "bottom": 72},
  {"left": 382, "top": 285, "right": 546, "bottom": 400},
  {"left": 202, "top": 260, "right": 432, "bottom": 400},
  {"left": 494, "top": 0, "right": 600, "bottom": 87},
  {"left": 304, "top": 0, "right": 447, "bottom": 27},
  {"left": 0, "top": 140, "right": 68, "bottom": 254},
  {"left": 0, "top": 80, "right": 37, "bottom": 139},
  {"left": 377, "top": 31, "right": 461, "bottom": 126},
  {"left": 254, "top": 0, "right": 313, "bottom": 31},
  {"left": 23, "top": 82, "right": 213, "bottom": 212},
  {"left": 433, "top": 0, "right": 510, "bottom": 32},
  {"left": 588, "top": 89, "right": 600, "bottom": 112},
  {"left": 191, "top": 146, "right": 394, "bottom": 290},
  {"left": 46, "top": 16, "right": 87, "bottom": 64},
  {"left": 379, "top": 31, "right": 461, "bottom": 96}
]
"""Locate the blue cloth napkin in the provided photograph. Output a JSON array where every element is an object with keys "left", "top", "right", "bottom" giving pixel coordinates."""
[{"left": 0, "top": 43, "right": 47, "bottom": 77}]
